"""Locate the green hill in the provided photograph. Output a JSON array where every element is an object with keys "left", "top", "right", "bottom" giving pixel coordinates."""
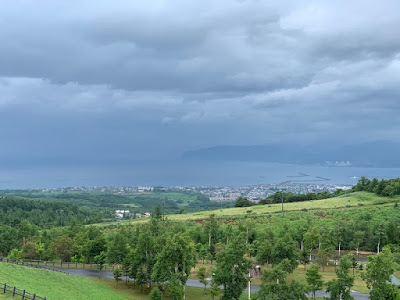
[
  {"left": 0, "top": 263, "right": 125, "bottom": 300},
  {"left": 150, "top": 191, "right": 400, "bottom": 221}
]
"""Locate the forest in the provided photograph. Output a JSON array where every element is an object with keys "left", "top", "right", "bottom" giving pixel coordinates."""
[{"left": 2, "top": 178, "right": 400, "bottom": 299}]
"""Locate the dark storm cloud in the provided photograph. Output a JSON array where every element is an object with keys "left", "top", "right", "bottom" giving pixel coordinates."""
[{"left": 0, "top": 0, "right": 400, "bottom": 167}]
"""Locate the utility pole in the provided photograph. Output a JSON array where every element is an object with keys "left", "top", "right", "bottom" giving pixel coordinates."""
[
  {"left": 162, "top": 200, "right": 165, "bottom": 221},
  {"left": 281, "top": 191, "right": 284, "bottom": 218}
]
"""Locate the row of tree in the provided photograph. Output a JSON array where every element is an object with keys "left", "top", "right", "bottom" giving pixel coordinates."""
[{"left": 354, "top": 176, "right": 400, "bottom": 197}]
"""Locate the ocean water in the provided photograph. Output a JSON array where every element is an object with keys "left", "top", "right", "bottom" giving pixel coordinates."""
[{"left": 1, "top": 160, "right": 399, "bottom": 189}]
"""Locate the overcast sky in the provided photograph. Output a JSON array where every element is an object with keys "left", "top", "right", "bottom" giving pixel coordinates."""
[{"left": 1, "top": 0, "right": 400, "bottom": 178}]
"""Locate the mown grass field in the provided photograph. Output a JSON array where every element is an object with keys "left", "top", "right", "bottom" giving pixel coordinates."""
[
  {"left": 0, "top": 263, "right": 125, "bottom": 300},
  {"left": 0, "top": 263, "right": 245, "bottom": 300}
]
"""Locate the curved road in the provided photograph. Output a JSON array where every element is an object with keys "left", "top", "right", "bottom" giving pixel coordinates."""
[{"left": 47, "top": 267, "right": 369, "bottom": 299}]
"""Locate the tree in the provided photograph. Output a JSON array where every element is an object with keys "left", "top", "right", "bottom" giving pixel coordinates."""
[
  {"left": 8, "top": 248, "right": 21, "bottom": 259},
  {"left": 305, "top": 265, "right": 323, "bottom": 299},
  {"left": 300, "top": 249, "right": 310, "bottom": 270},
  {"left": 271, "top": 233, "right": 299, "bottom": 272},
  {"left": 209, "top": 280, "right": 221, "bottom": 300},
  {"left": 325, "top": 255, "right": 354, "bottom": 300},
  {"left": 204, "top": 214, "right": 219, "bottom": 249},
  {"left": 107, "top": 230, "right": 129, "bottom": 264},
  {"left": 362, "top": 247, "right": 400, "bottom": 300},
  {"left": 257, "top": 259, "right": 307, "bottom": 300},
  {"left": 213, "top": 234, "right": 252, "bottom": 300},
  {"left": 87, "top": 236, "right": 107, "bottom": 262},
  {"left": 153, "top": 205, "right": 163, "bottom": 221},
  {"left": 197, "top": 267, "right": 209, "bottom": 293},
  {"left": 152, "top": 233, "right": 196, "bottom": 300},
  {"left": 352, "top": 230, "right": 364, "bottom": 256},
  {"left": 49, "top": 235, "right": 75, "bottom": 262},
  {"left": 166, "top": 277, "right": 183, "bottom": 300},
  {"left": 94, "top": 251, "right": 106, "bottom": 278},
  {"left": 113, "top": 266, "right": 122, "bottom": 286},
  {"left": 316, "top": 248, "right": 332, "bottom": 272},
  {"left": 136, "top": 264, "right": 148, "bottom": 293},
  {"left": 235, "top": 197, "right": 254, "bottom": 207},
  {"left": 256, "top": 240, "right": 273, "bottom": 269},
  {"left": 35, "top": 241, "right": 45, "bottom": 260},
  {"left": 21, "top": 241, "right": 37, "bottom": 260},
  {"left": 347, "top": 253, "right": 358, "bottom": 275},
  {"left": 150, "top": 287, "right": 163, "bottom": 300},
  {"left": 304, "top": 228, "right": 319, "bottom": 261}
]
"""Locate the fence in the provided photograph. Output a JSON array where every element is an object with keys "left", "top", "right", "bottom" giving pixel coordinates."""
[
  {"left": 0, "top": 258, "right": 69, "bottom": 275},
  {"left": 0, "top": 282, "right": 46, "bottom": 300},
  {"left": 0, "top": 258, "right": 116, "bottom": 272}
]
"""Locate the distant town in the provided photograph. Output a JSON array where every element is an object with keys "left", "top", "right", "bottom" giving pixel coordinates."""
[{"left": 31, "top": 181, "right": 351, "bottom": 203}]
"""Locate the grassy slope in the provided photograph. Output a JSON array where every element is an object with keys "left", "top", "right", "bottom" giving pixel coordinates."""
[
  {"left": 0, "top": 263, "right": 125, "bottom": 300},
  {"left": 0, "top": 263, "right": 222, "bottom": 300},
  {"left": 172, "top": 191, "right": 399, "bottom": 220},
  {"left": 110, "top": 192, "right": 398, "bottom": 225}
]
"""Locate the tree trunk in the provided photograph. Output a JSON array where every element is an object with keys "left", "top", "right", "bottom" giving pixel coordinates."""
[
  {"left": 377, "top": 237, "right": 381, "bottom": 254},
  {"left": 338, "top": 241, "right": 341, "bottom": 256}
]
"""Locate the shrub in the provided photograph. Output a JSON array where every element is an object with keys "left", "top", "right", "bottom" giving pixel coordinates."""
[{"left": 150, "top": 287, "right": 162, "bottom": 300}]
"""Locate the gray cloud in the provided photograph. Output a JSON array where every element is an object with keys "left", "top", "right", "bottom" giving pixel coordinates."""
[{"left": 0, "top": 0, "right": 400, "bottom": 174}]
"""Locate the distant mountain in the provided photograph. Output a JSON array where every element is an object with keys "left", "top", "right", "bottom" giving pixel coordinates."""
[{"left": 182, "top": 141, "right": 400, "bottom": 168}]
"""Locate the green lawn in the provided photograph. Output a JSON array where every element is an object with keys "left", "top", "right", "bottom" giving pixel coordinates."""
[
  {"left": 0, "top": 263, "right": 225, "bottom": 300},
  {"left": 0, "top": 263, "right": 125, "bottom": 300}
]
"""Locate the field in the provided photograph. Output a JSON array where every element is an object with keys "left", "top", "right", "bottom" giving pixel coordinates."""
[
  {"left": 0, "top": 263, "right": 125, "bottom": 300},
  {"left": 0, "top": 263, "right": 247, "bottom": 300},
  {"left": 169, "top": 192, "right": 399, "bottom": 220},
  {"left": 105, "top": 191, "right": 398, "bottom": 226}
]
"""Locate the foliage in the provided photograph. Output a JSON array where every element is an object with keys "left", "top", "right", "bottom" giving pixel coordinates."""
[
  {"left": 209, "top": 280, "right": 221, "bottom": 300},
  {"left": 150, "top": 287, "right": 163, "bottom": 300},
  {"left": 235, "top": 197, "right": 254, "bottom": 207},
  {"left": 197, "top": 267, "right": 209, "bottom": 293},
  {"left": 113, "top": 266, "right": 122, "bottom": 286},
  {"left": 213, "top": 234, "right": 252, "bottom": 300},
  {"left": 325, "top": 255, "right": 354, "bottom": 300},
  {"left": 257, "top": 259, "right": 307, "bottom": 300},
  {"left": 354, "top": 176, "right": 400, "bottom": 197},
  {"left": 166, "top": 277, "right": 184, "bottom": 300},
  {"left": 305, "top": 265, "right": 323, "bottom": 299},
  {"left": 0, "top": 196, "right": 104, "bottom": 228},
  {"left": 260, "top": 190, "right": 336, "bottom": 205},
  {"left": 362, "top": 247, "right": 400, "bottom": 300}
]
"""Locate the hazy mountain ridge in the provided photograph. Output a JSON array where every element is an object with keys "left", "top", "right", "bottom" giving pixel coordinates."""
[{"left": 182, "top": 141, "right": 400, "bottom": 168}]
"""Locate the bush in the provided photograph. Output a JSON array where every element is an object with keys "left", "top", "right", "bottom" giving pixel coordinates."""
[{"left": 150, "top": 287, "right": 162, "bottom": 300}]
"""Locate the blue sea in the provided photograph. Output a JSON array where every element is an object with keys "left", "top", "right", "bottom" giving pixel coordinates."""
[{"left": 0, "top": 160, "right": 399, "bottom": 189}]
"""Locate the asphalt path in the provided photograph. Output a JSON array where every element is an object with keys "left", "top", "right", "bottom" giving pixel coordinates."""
[{"left": 47, "top": 267, "right": 369, "bottom": 299}]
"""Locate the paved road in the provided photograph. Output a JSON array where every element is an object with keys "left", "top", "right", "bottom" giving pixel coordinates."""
[{"left": 47, "top": 267, "right": 369, "bottom": 299}]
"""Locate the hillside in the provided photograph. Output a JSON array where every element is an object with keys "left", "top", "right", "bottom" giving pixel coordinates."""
[
  {"left": 0, "top": 263, "right": 125, "bottom": 300},
  {"left": 152, "top": 191, "right": 400, "bottom": 221}
]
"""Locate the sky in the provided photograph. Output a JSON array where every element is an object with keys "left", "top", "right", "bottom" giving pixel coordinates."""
[{"left": 1, "top": 1, "right": 400, "bottom": 186}]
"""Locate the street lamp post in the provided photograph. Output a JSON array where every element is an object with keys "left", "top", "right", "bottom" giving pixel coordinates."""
[{"left": 248, "top": 272, "right": 251, "bottom": 300}]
